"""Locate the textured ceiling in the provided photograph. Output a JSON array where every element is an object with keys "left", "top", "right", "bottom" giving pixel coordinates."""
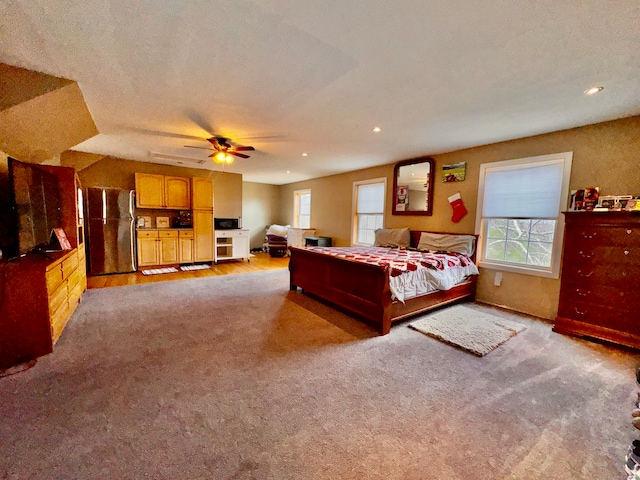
[{"left": 1, "top": 1, "right": 639, "bottom": 184}]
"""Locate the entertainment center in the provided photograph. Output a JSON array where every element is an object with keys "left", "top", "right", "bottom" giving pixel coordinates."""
[{"left": 0, "top": 159, "right": 85, "bottom": 370}]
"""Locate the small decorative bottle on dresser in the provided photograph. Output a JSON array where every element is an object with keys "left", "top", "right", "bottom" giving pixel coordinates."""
[{"left": 554, "top": 211, "right": 640, "bottom": 349}]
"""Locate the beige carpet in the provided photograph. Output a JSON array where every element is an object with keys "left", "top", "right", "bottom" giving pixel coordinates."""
[
  {"left": 1, "top": 269, "right": 639, "bottom": 479},
  {"left": 409, "top": 304, "right": 526, "bottom": 356}
]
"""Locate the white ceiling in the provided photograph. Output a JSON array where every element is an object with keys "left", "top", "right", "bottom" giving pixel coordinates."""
[{"left": 1, "top": 1, "right": 639, "bottom": 185}]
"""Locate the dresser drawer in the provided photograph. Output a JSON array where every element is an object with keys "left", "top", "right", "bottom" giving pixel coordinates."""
[
  {"left": 565, "top": 226, "right": 640, "bottom": 248},
  {"left": 67, "top": 267, "right": 82, "bottom": 291},
  {"left": 558, "top": 301, "right": 639, "bottom": 335},
  {"left": 564, "top": 245, "right": 640, "bottom": 265},
  {"left": 559, "top": 281, "right": 639, "bottom": 312},
  {"left": 50, "top": 304, "right": 71, "bottom": 343},
  {"left": 562, "top": 260, "right": 639, "bottom": 286},
  {"left": 46, "top": 265, "right": 64, "bottom": 293},
  {"left": 68, "top": 283, "right": 83, "bottom": 307},
  {"left": 48, "top": 280, "right": 68, "bottom": 314},
  {"left": 61, "top": 252, "right": 79, "bottom": 279}
]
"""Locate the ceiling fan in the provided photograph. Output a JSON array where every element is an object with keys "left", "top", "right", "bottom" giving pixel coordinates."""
[{"left": 184, "top": 137, "right": 255, "bottom": 164}]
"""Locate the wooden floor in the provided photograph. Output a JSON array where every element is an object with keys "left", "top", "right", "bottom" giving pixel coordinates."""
[{"left": 87, "top": 252, "right": 290, "bottom": 289}]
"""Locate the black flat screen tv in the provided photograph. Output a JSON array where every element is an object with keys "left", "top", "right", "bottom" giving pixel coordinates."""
[{"left": 0, "top": 157, "right": 61, "bottom": 260}]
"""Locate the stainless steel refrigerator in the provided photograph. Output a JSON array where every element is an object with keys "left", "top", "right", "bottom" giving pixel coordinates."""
[{"left": 85, "top": 188, "right": 137, "bottom": 274}]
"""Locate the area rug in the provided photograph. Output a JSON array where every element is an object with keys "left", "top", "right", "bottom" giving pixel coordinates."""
[
  {"left": 141, "top": 267, "right": 179, "bottom": 276},
  {"left": 179, "top": 264, "right": 211, "bottom": 271},
  {"left": 408, "top": 305, "right": 526, "bottom": 356}
]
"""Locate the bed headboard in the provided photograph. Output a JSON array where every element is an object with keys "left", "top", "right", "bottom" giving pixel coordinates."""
[{"left": 409, "top": 230, "right": 479, "bottom": 262}]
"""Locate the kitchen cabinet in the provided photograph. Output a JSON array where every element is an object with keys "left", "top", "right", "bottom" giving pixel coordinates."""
[
  {"left": 215, "top": 229, "right": 250, "bottom": 263},
  {"left": 135, "top": 173, "right": 191, "bottom": 209},
  {"left": 159, "top": 230, "right": 179, "bottom": 264},
  {"left": 179, "top": 230, "right": 194, "bottom": 263},
  {"left": 137, "top": 229, "right": 189, "bottom": 266},
  {"left": 554, "top": 211, "right": 640, "bottom": 349},
  {"left": 135, "top": 173, "right": 165, "bottom": 208},
  {"left": 137, "top": 230, "right": 160, "bottom": 266},
  {"left": 192, "top": 177, "right": 214, "bottom": 210},
  {"left": 165, "top": 176, "right": 191, "bottom": 209},
  {"left": 193, "top": 211, "right": 214, "bottom": 262}
]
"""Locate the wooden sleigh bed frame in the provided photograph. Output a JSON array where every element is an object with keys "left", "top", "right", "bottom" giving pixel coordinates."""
[{"left": 288, "top": 231, "right": 479, "bottom": 335}]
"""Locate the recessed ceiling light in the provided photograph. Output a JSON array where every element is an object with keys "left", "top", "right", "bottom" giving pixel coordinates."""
[
  {"left": 287, "top": 170, "right": 290, "bottom": 174},
  {"left": 302, "top": 153, "right": 308, "bottom": 157},
  {"left": 372, "top": 127, "right": 382, "bottom": 133},
  {"left": 584, "top": 86, "right": 604, "bottom": 95}
]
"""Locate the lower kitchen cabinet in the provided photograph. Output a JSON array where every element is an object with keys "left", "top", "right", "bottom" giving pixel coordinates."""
[
  {"left": 137, "top": 229, "right": 193, "bottom": 267},
  {"left": 179, "top": 230, "right": 194, "bottom": 263}
]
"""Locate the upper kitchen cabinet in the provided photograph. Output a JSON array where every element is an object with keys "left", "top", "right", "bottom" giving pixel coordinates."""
[
  {"left": 192, "top": 177, "right": 214, "bottom": 211},
  {"left": 135, "top": 173, "right": 164, "bottom": 208},
  {"left": 135, "top": 173, "right": 191, "bottom": 209},
  {"left": 165, "top": 176, "right": 190, "bottom": 209}
]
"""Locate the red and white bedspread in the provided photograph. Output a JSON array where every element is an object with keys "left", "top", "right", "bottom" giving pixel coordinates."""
[{"left": 305, "top": 246, "right": 479, "bottom": 303}]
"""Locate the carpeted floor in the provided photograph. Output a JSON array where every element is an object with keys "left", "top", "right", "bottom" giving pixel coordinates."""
[{"left": 1, "top": 269, "right": 639, "bottom": 479}]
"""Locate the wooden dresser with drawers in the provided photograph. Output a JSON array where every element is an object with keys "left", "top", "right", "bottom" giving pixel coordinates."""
[{"left": 554, "top": 211, "right": 640, "bottom": 349}]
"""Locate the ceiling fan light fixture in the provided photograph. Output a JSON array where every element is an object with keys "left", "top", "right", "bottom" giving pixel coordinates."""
[
  {"left": 225, "top": 154, "right": 234, "bottom": 164},
  {"left": 372, "top": 126, "right": 382, "bottom": 133},
  {"left": 213, "top": 151, "right": 226, "bottom": 163}
]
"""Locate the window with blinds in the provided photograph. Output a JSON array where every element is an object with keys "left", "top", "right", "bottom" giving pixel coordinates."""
[
  {"left": 475, "top": 152, "right": 573, "bottom": 278},
  {"left": 352, "top": 178, "right": 386, "bottom": 245},
  {"left": 293, "top": 189, "right": 311, "bottom": 228}
]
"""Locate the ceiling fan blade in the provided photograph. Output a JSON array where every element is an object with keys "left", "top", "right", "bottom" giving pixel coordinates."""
[
  {"left": 184, "top": 145, "right": 214, "bottom": 150},
  {"left": 229, "top": 151, "right": 250, "bottom": 159},
  {"left": 233, "top": 146, "right": 255, "bottom": 151}
]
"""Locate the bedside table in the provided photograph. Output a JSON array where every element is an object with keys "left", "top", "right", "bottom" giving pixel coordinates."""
[{"left": 305, "top": 236, "right": 332, "bottom": 247}]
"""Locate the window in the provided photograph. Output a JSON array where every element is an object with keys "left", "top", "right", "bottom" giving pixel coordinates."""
[
  {"left": 352, "top": 178, "right": 386, "bottom": 245},
  {"left": 475, "top": 152, "right": 573, "bottom": 278},
  {"left": 293, "top": 189, "right": 311, "bottom": 228}
]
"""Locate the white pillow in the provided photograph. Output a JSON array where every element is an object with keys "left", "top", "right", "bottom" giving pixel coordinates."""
[
  {"left": 417, "top": 233, "right": 475, "bottom": 255},
  {"left": 267, "top": 224, "right": 290, "bottom": 237},
  {"left": 374, "top": 228, "right": 410, "bottom": 248}
]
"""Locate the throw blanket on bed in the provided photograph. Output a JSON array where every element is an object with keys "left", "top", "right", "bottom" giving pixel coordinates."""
[{"left": 305, "top": 246, "right": 479, "bottom": 303}]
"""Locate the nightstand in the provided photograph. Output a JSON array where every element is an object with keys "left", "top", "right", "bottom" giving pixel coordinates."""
[{"left": 305, "top": 236, "right": 332, "bottom": 247}]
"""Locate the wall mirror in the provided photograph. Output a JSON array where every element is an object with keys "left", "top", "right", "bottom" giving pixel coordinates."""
[{"left": 392, "top": 156, "right": 435, "bottom": 215}]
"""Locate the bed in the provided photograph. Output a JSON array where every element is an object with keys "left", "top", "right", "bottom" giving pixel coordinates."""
[{"left": 288, "top": 230, "right": 479, "bottom": 335}]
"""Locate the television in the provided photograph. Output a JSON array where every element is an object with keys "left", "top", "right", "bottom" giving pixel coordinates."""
[{"left": 0, "top": 157, "right": 61, "bottom": 260}]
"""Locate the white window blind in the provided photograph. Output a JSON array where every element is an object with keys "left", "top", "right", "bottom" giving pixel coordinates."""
[
  {"left": 482, "top": 159, "right": 565, "bottom": 219},
  {"left": 357, "top": 183, "right": 384, "bottom": 213}
]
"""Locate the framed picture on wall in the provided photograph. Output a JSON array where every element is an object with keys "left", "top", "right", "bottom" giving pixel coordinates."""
[{"left": 442, "top": 162, "right": 466, "bottom": 182}]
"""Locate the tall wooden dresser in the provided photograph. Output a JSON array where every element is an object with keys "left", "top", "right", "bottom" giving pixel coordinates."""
[{"left": 554, "top": 211, "right": 640, "bottom": 349}]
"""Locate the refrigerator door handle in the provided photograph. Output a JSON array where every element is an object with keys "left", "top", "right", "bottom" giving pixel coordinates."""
[
  {"left": 129, "top": 190, "right": 135, "bottom": 220},
  {"left": 102, "top": 189, "right": 107, "bottom": 224},
  {"left": 129, "top": 190, "right": 136, "bottom": 271},
  {"left": 129, "top": 218, "right": 137, "bottom": 271}
]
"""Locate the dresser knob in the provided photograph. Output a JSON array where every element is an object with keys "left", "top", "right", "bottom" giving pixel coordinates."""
[
  {"left": 623, "top": 271, "right": 628, "bottom": 276},
  {"left": 579, "top": 251, "right": 594, "bottom": 258},
  {"left": 624, "top": 250, "right": 630, "bottom": 256},
  {"left": 577, "top": 270, "right": 593, "bottom": 277},
  {"left": 627, "top": 229, "right": 632, "bottom": 235},
  {"left": 574, "top": 307, "right": 587, "bottom": 315},
  {"left": 582, "top": 232, "right": 597, "bottom": 239},
  {"left": 575, "top": 289, "right": 590, "bottom": 297}
]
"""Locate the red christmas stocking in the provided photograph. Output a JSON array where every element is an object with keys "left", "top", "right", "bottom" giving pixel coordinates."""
[{"left": 448, "top": 193, "right": 467, "bottom": 223}]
